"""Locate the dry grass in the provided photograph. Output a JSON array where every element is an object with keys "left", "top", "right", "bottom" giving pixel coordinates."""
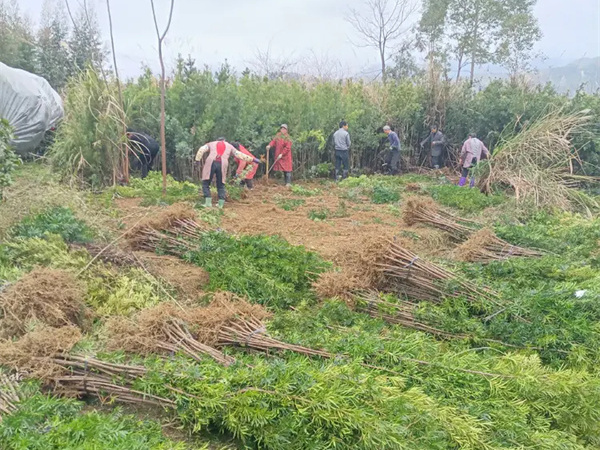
[
  {"left": 0, "top": 268, "right": 89, "bottom": 339},
  {"left": 126, "top": 202, "right": 198, "bottom": 248},
  {"left": 486, "top": 110, "right": 597, "bottom": 211},
  {"left": 135, "top": 252, "right": 209, "bottom": 300},
  {"left": 0, "top": 325, "right": 82, "bottom": 379}
]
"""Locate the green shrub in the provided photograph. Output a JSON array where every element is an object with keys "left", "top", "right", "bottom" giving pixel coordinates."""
[
  {"left": 0, "top": 118, "right": 19, "bottom": 200},
  {"left": 182, "top": 231, "right": 328, "bottom": 308},
  {"left": 291, "top": 185, "right": 321, "bottom": 197},
  {"left": 86, "top": 268, "right": 163, "bottom": 316},
  {"left": 0, "top": 394, "right": 188, "bottom": 449},
  {"left": 0, "top": 233, "right": 88, "bottom": 271},
  {"left": 308, "top": 208, "right": 328, "bottom": 221},
  {"left": 371, "top": 185, "right": 401, "bottom": 204},
  {"left": 276, "top": 197, "right": 305, "bottom": 211},
  {"left": 11, "top": 207, "right": 93, "bottom": 244},
  {"left": 427, "top": 184, "right": 505, "bottom": 213},
  {"left": 111, "top": 172, "right": 198, "bottom": 206},
  {"left": 495, "top": 211, "right": 600, "bottom": 258},
  {"left": 308, "top": 162, "right": 334, "bottom": 178}
]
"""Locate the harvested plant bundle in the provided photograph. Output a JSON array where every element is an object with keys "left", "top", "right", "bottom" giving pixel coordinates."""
[
  {"left": 72, "top": 242, "right": 140, "bottom": 267},
  {"left": 404, "top": 197, "right": 542, "bottom": 261},
  {"left": 378, "top": 242, "right": 499, "bottom": 304},
  {"left": 0, "top": 372, "right": 22, "bottom": 420},
  {"left": 127, "top": 202, "right": 203, "bottom": 250},
  {"left": 456, "top": 228, "right": 544, "bottom": 263},
  {"left": 106, "top": 302, "right": 236, "bottom": 366},
  {"left": 485, "top": 110, "right": 596, "bottom": 210},
  {"left": 48, "top": 356, "right": 174, "bottom": 409},
  {"left": 403, "top": 197, "right": 476, "bottom": 241},
  {"left": 354, "top": 291, "right": 457, "bottom": 338},
  {"left": 0, "top": 268, "right": 89, "bottom": 338},
  {"left": 218, "top": 315, "right": 332, "bottom": 359}
]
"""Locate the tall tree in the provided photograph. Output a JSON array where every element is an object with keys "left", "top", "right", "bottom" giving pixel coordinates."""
[
  {"left": 150, "top": 0, "right": 175, "bottom": 195},
  {"left": 0, "top": 0, "right": 37, "bottom": 72},
  {"left": 37, "top": 0, "right": 71, "bottom": 89},
  {"left": 447, "top": 0, "right": 500, "bottom": 84},
  {"left": 494, "top": 0, "right": 542, "bottom": 79},
  {"left": 67, "top": 0, "right": 105, "bottom": 73},
  {"left": 347, "top": 0, "right": 419, "bottom": 82}
]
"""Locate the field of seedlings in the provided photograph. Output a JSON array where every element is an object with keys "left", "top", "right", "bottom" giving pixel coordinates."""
[{"left": 1, "top": 158, "right": 600, "bottom": 449}]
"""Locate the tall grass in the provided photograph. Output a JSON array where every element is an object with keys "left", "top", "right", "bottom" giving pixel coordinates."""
[
  {"left": 484, "top": 109, "right": 597, "bottom": 211},
  {"left": 50, "top": 69, "right": 128, "bottom": 188}
]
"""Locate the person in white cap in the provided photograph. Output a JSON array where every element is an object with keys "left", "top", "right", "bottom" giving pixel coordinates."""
[{"left": 266, "top": 124, "right": 293, "bottom": 186}]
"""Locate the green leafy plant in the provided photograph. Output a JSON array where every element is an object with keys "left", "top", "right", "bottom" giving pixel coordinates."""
[
  {"left": 371, "top": 185, "right": 401, "bottom": 204},
  {"left": 182, "top": 231, "right": 328, "bottom": 308},
  {"left": 291, "top": 185, "right": 322, "bottom": 197},
  {"left": 0, "top": 118, "right": 19, "bottom": 200},
  {"left": 10, "top": 207, "right": 94, "bottom": 244},
  {"left": 308, "top": 208, "right": 329, "bottom": 221},
  {"left": 276, "top": 197, "right": 306, "bottom": 211},
  {"left": 0, "top": 394, "right": 189, "bottom": 449},
  {"left": 427, "top": 184, "right": 505, "bottom": 213}
]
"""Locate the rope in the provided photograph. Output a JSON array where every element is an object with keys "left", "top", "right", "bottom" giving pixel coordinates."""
[{"left": 245, "top": 326, "right": 266, "bottom": 345}]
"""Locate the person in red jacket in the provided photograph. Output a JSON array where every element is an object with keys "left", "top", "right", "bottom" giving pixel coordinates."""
[
  {"left": 195, "top": 138, "right": 261, "bottom": 208},
  {"left": 232, "top": 142, "right": 259, "bottom": 190},
  {"left": 266, "top": 124, "right": 293, "bottom": 187}
]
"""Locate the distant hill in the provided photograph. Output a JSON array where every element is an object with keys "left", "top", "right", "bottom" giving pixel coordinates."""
[{"left": 537, "top": 57, "right": 600, "bottom": 94}]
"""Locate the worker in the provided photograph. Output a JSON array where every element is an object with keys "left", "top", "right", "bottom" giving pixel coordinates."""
[
  {"left": 195, "top": 138, "right": 262, "bottom": 208},
  {"left": 266, "top": 124, "right": 293, "bottom": 187},
  {"left": 127, "top": 129, "right": 159, "bottom": 179},
  {"left": 333, "top": 120, "right": 351, "bottom": 181},
  {"left": 383, "top": 125, "right": 400, "bottom": 175},
  {"left": 420, "top": 125, "right": 446, "bottom": 169},
  {"left": 459, "top": 132, "right": 490, "bottom": 188},
  {"left": 232, "top": 142, "right": 259, "bottom": 190}
]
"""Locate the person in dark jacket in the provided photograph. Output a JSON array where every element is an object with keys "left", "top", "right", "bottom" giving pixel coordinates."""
[
  {"left": 383, "top": 125, "right": 400, "bottom": 175},
  {"left": 333, "top": 120, "right": 351, "bottom": 181},
  {"left": 127, "top": 130, "right": 160, "bottom": 179},
  {"left": 420, "top": 125, "right": 446, "bottom": 169}
]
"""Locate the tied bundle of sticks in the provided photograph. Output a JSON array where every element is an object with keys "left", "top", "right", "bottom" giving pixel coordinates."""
[
  {"left": 106, "top": 302, "right": 236, "bottom": 367},
  {"left": 47, "top": 355, "right": 175, "bottom": 409},
  {"left": 0, "top": 373, "right": 22, "bottom": 420},
  {"left": 404, "top": 197, "right": 542, "bottom": 262},
  {"left": 127, "top": 203, "right": 206, "bottom": 252},
  {"left": 456, "top": 228, "right": 543, "bottom": 263},
  {"left": 404, "top": 197, "right": 477, "bottom": 241},
  {"left": 218, "top": 315, "right": 332, "bottom": 359},
  {"left": 354, "top": 291, "right": 458, "bottom": 338},
  {"left": 378, "top": 242, "right": 501, "bottom": 305}
]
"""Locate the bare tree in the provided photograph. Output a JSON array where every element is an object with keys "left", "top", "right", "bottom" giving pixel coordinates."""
[
  {"left": 303, "top": 50, "right": 347, "bottom": 81},
  {"left": 250, "top": 44, "right": 299, "bottom": 79},
  {"left": 150, "top": 0, "right": 175, "bottom": 195},
  {"left": 347, "top": 0, "right": 419, "bottom": 82}
]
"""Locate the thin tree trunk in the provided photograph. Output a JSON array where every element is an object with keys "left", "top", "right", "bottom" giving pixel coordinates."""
[
  {"left": 380, "top": 47, "right": 386, "bottom": 82},
  {"left": 469, "top": 4, "right": 480, "bottom": 86},
  {"left": 150, "top": 0, "right": 175, "bottom": 196},
  {"left": 105, "top": 0, "right": 129, "bottom": 184},
  {"left": 456, "top": 49, "right": 463, "bottom": 81}
]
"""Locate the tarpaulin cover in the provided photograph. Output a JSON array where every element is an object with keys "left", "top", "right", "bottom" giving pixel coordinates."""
[{"left": 0, "top": 62, "right": 64, "bottom": 155}]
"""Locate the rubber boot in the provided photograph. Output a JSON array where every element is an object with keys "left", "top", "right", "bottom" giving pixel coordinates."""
[
  {"left": 284, "top": 172, "right": 292, "bottom": 187},
  {"left": 203, "top": 197, "right": 212, "bottom": 208},
  {"left": 218, "top": 199, "right": 225, "bottom": 209},
  {"left": 458, "top": 177, "right": 467, "bottom": 187},
  {"left": 335, "top": 170, "right": 340, "bottom": 182},
  {"left": 469, "top": 177, "right": 476, "bottom": 188},
  {"left": 342, "top": 170, "right": 349, "bottom": 180}
]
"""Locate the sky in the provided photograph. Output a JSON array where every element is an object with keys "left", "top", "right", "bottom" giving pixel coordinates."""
[{"left": 16, "top": 0, "right": 600, "bottom": 79}]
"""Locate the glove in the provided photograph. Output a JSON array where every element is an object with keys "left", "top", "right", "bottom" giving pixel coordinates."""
[
  {"left": 253, "top": 158, "right": 261, "bottom": 164},
  {"left": 232, "top": 173, "right": 239, "bottom": 179},
  {"left": 277, "top": 154, "right": 283, "bottom": 161},
  {"left": 420, "top": 143, "right": 425, "bottom": 149},
  {"left": 265, "top": 145, "right": 270, "bottom": 151}
]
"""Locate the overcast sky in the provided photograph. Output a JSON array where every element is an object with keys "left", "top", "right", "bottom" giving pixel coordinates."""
[{"left": 16, "top": 0, "right": 600, "bottom": 78}]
